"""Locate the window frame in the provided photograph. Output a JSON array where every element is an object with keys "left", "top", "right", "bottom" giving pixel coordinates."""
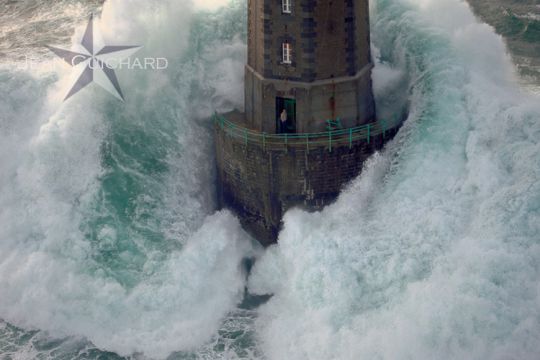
[
  {"left": 282, "top": 0, "right": 292, "bottom": 14},
  {"left": 282, "top": 42, "right": 292, "bottom": 64}
]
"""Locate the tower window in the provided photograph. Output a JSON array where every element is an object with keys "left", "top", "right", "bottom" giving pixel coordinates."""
[
  {"left": 282, "top": 0, "right": 291, "bottom": 14},
  {"left": 282, "top": 42, "right": 292, "bottom": 64}
]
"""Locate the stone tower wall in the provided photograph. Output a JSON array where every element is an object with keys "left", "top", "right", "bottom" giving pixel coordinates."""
[
  {"left": 215, "top": 123, "right": 397, "bottom": 245},
  {"left": 245, "top": 65, "right": 375, "bottom": 133},
  {"left": 247, "top": 0, "right": 372, "bottom": 81},
  {"left": 245, "top": 0, "right": 376, "bottom": 134}
]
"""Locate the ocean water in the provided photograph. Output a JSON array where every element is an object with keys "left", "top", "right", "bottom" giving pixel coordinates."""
[
  {"left": 0, "top": 0, "right": 539, "bottom": 359},
  {"left": 465, "top": 0, "right": 540, "bottom": 94}
]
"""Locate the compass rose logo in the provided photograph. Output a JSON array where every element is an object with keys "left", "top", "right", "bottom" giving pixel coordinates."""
[{"left": 46, "top": 14, "right": 141, "bottom": 101}]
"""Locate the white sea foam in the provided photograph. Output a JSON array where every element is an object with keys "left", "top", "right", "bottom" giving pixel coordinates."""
[{"left": 0, "top": 0, "right": 252, "bottom": 358}]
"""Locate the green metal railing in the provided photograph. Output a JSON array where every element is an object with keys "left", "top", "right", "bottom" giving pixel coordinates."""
[{"left": 214, "top": 113, "right": 395, "bottom": 152}]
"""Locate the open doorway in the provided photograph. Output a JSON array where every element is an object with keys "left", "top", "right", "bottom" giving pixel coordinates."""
[{"left": 276, "top": 97, "right": 296, "bottom": 133}]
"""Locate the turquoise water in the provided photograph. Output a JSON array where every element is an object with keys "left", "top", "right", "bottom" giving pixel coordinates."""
[{"left": 1, "top": 0, "right": 539, "bottom": 359}]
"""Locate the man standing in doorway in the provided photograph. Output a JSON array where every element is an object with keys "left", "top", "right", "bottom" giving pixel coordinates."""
[{"left": 280, "top": 108, "right": 288, "bottom": 133}]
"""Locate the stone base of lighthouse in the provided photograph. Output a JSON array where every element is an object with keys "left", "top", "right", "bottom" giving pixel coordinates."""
[{"left": 215, "top": 112, "right": 399, "bottom": 246}]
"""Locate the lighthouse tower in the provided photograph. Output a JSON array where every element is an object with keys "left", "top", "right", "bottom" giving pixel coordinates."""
[
  {"left": 245, "top": 0, "right": 375, "bottom": 133},
  {"left": 215, "top": 0, "right": 397, "bottom": 245}
]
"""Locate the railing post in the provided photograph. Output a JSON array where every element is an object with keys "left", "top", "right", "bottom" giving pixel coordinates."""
[
  {"left": 263, "top": 132, "right": 266, "bottom": 151},
  {"left": 244, "top": 129, "right": 248, "bottom": 146},
  {"left": 329, "top": 132, "right": 332, "bottom": 152},
  {"left": 367, "top": 124, "right": 370, "bottom": 144},
  {"left": 349, "top": 128, "right": 353, "bottom": 149},
  {"left": 306, "top": 136, "right": 310, "bottom": 153},
  {"left": 285, "top": 133, "right": 288, "bottom": 146}
]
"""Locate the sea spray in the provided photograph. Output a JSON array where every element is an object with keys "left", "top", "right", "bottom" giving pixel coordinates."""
[{"left": 0, "top": 0, "right": 254, "bottom": 358}]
